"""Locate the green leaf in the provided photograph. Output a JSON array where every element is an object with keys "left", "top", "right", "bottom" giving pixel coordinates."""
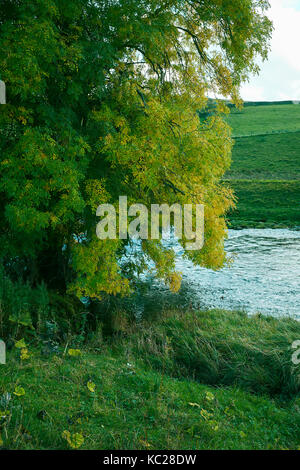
[{"left": 15, "top": 339, "right": 27, "bottom": 349}]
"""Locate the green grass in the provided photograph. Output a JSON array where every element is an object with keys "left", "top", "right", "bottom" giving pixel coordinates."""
[
  {"left": 227, "top": 180, "right": 300, "bottom": 228},
  {"left": 131, "top": 309, "right": 300, "bottom": 398},
  {"left": 1, "top": 309, "right": 300, "bottom": 450},
  {"left": 225, "top": 103, "right": 300, "bottom": 227},
  {"left": 227, "top": 104, "right": 300, "bottom": 137},
  {"left": 226, "top": 133, "right": 300, "bottom": 181}
]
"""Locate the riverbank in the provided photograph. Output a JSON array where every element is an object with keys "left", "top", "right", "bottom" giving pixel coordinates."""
[{"left": 1, "top": 309, "right": 300, "bottom": 450}]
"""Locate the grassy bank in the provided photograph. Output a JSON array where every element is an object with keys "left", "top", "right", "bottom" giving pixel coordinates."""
[
  {"left": 1, "top": 309, "right": 300, "bottom": 450},
  {"left": 226, "top": 102, "right": 300, "bottom": 228}
]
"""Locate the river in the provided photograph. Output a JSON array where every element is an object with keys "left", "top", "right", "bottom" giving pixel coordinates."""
[{"left": 126, "top": 229, "right": 300, "bottom": 319}]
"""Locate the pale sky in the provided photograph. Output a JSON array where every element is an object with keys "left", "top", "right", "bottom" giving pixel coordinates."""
[{"left": 240, "top": 0, "right": 300, "bottom": 101}]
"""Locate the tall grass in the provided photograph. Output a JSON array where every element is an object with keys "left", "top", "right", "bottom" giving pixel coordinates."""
[
  {"left": 1, "top": 307, "right": 300, "bottom": 450},
  {"left": 127, "top": 309, "right": 300, "bottom": 399},
  {"left": 0, "top": 267, "right": 85, "bottom": 341}
]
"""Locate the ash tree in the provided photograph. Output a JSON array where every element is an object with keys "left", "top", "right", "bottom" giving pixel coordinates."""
[{"left": 0, "top": 0, "right": 272, "bottom": 301}]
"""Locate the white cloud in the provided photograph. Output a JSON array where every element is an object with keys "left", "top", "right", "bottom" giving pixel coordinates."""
[{"left": 240, "top": 0, "right": 300, "bottom": 101}]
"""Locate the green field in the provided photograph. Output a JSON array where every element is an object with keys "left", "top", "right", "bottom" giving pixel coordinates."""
[
  {"left": 225, "top": 102, "right": 300, "bottom": 227},
  {"left": 229, "top": 180, "right": 300, "bottom": 228},
  {"left": 1, "top": 309, "right": 300, "bottom": 450},
  {"left": 227, "top": 104, "right": 300, "bottom": 137},
  {"left": 226, "top": 132, "right": 300, "bottom": 180}
]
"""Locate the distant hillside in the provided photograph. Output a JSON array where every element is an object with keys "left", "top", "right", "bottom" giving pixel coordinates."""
[
  {"left": 227, "top": 132, "right": 300, "bottom": 180},
  {"left": 225, "top": 102, "right": 300, "bottom": 228},
  {"left": 227, "top": 103, "right": 300, "bottom": 137}
]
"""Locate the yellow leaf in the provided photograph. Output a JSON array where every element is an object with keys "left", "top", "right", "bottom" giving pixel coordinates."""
[
  {"left": 13, "top": 386, "right": 25, "bottom": 397},
  {"left": 62, "top": 430, "right": 84, "bottom": 449},
  {"left": 0, "top": 435, "right": 3, "bottom": 447},
  {"left": 208, "top": 420, "right": 219, "bottom": 431},
  {"left": 188, "top": 402, "right": 201, "bottom": 408},
  {"left": 87, "top": 381, "right": 96, "bottom": 393},
  {"left": 20, "top": 348, "right": 30, "bottom": 360},
  {"left": 205, "top": 391, "right": 215, "bottom": 401},
  {"left": 140, "top": 439, "right": 152, "bottom": 449},
  {"left": 62, "top": 430, "right": 70, "bottom": 440},
  {"left": 200, "top": 409, "right": 213, "bottom": 420},
  {"left": 68, "top": 349, "right": 82, "bottom": 357},
  {"left": 70, "top": 433, "right": 84, "bottom": 449}
]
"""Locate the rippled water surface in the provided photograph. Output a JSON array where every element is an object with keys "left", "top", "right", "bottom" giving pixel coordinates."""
[{"left": 130, "top": 229, "right": 300, "bottom": 319}]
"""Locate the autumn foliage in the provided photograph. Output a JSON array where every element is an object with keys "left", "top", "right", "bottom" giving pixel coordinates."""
[{"left": 0, "top": 0, "right": 272, "bottom": 301}]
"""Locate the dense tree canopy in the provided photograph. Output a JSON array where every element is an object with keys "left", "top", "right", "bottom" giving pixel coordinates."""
[{"left": 0, "top": 0, "right": 272, "bottom": 300}]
